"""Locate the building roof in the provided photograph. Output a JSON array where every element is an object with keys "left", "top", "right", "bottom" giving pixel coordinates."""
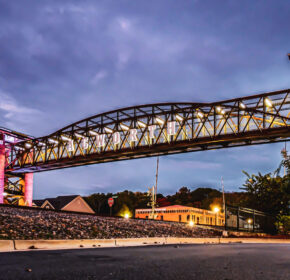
[
  {"left": 33, "top": 195, "right": 95, "bottom": 214},
  {"left": 135, "top": 204, "right": 215, "bottom": 214},
  {"left": 34, "top": 195, "right": 79, "bottom": 210},
  {"left": 45, "top": 195, "right": 79, "bottom": 210},
  {"left": 161, "top": 205, "right": 194, "bottom": 210},
  {"left": 136, "top": 205, "right": 195, "bottom": 211},
  {"left": 33, "top": 199, "right": 45, "bottom": 207}
]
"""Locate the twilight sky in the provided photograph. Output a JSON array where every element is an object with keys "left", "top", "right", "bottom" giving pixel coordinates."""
[{"left": 0, "top": 0, "right": 289, "bottom": 198}]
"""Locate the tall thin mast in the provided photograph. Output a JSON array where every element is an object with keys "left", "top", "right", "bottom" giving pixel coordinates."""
[
  {"left": 155, "top": 156, "right": 159, "bottom": 201},
  {"left": 149, "top": 157, "right": 159, "bottom": 219},
  {"left": 221, "top": 176, "right": 225, "bottom": 213},
  {"left": 284, "top": 142, "right": 287, "bottom": 176}
]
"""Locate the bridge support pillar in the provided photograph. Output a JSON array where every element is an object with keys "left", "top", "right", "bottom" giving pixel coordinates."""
[
  {"left": 24, "top": 173, "right": 33, "bottom": 206},
  {"left": 0, "top": 136, "right": 5, "bottom": 204}
]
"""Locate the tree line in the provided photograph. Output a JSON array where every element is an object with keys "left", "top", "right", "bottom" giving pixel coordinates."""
[
  {"left": 85, "top": 150, "right": 289, "bottom": 233},
  {"left": 84, "top": 186, "right": 250, "bottom": 217}
]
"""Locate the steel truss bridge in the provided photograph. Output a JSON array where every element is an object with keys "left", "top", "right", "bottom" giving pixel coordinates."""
[{"left": 1, "top": 88, "right": 290, "bottom": 205}]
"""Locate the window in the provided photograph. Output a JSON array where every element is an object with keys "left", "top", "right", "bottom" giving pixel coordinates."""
[
  {"left": 179, "top": 215, "right": 182, "bottom": 222},
  {"left": 161, "top": 215, "right": 163, "bottom": 221},
  {"left": 197, "top": 217, "right": 199, "bottom": 224},
  {"left": 146, "top": 216, "right": 148, "bottom": 219},
  {"left": 210, "top": 217, "right": 212, "bottom": 225},
  {"left": 187, "top": 215, "right": 190, "bottom": 221}
]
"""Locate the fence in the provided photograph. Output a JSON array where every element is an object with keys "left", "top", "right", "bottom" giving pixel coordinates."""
[{"left": 225, "top": 205, "right": 276, "bottom": 234}]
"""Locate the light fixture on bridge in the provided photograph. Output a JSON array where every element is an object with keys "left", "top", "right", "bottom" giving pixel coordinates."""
[
  {"left": 74, "top": 133, "right": 84, "bottom": 138},
  {"left": 155, "top": 117, "right": 165, "bottom": 125},
  {"left": 176, "top": 114, "right": 183, "bottom": 121},
  {"left": 24, "top": 143, "right": 32, "bottom": 149},
  {"left": 265, "top": 98, "right": 272, "bottom": 107},
  {"left": 137, "top": 120, "right": 147, "bottom": 128},
  {"left": 216, "top": 107, "right": 225, "bottom": 115},
  {"left": 197, "top": 112, "right": 204, "bottom": 118},
  {"left": 15, "top": 146, "right": 25, "bottom": 151},
  {"left": 120, "top": 123, "right": 129, "bottom": 131},
  {"left": 3, "top": 192, "right": 8, "bottom": 197},
  {"left": 48, "top": 138, "right": 59, "bottom": 145},
  {"left": 104, "top": 127, "right": 113, "bottom": 133},
  {"left": 239, "top": 102, "right": 246, "bottom": 109},
  {"left": 89, "top": 130, "right": 98, "bottom": 136},
  {"left": 37, "top": 141, "right": 46, "bottom": 147},
  {"left": 61, "top": 135, "right": 72, "bottom": 141}
]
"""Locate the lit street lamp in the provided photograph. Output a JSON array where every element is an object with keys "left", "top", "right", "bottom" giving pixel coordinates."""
[
  {"left": 247, "top": 218, "right": 253, "bottom": 230},
  {"left": 213, "top": 207, "right": 220, "bottom": 226}
]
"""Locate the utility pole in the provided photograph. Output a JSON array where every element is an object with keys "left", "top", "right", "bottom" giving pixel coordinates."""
[
  {"left": 281, "top": 142, "right": 288, "bottom": 176},
  {"left": 155, "top": 156, "right": 159, "bottom": 196},
  {"left": 284, "top": 142, "right": 287, "bottom": 176},
  {"left": 221, "top": 176, "right": 225, "bottom": 213},
  {"left": 147, "top": 157, "right": 159, "bottom": 219}
]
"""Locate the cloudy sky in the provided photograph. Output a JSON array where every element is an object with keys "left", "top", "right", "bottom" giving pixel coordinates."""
[{"left": 0, "top": 0, "right": 289, "bottom": 198}]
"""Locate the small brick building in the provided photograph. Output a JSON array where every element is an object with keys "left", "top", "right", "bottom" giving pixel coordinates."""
[{"left": 135, "top": 205, "right": 224, "bottom": 226}]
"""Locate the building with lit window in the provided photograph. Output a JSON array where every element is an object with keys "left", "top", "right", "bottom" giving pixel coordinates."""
[{"left": 135, "top": 205, "right": 224, "bottom": 226}]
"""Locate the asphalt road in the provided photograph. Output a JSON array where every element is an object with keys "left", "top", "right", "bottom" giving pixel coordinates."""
[{"left": 0, "top": 244, "right": 289, "bottom": 280}]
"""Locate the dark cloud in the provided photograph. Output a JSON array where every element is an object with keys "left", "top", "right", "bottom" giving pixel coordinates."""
[{"left": 0, "top": 0, "right": 289, "bottom": 198}]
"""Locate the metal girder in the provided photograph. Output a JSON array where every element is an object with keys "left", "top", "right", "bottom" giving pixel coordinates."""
[{"left": 5, "top": 89, "right": 290, "bottom": 174}]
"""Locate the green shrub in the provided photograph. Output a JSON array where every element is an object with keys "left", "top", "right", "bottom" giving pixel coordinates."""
[{"left": 275, "top": 215, "right": 290, "bottom": 235}]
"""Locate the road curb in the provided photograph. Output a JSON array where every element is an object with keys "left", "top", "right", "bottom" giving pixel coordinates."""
[
  {"left": 1, "top": 237, "right": 289, "bottom": 252},
  {"left": 115, "top": 237, "right": 166, "bottom": 247},
  {"left": 220, "top": 238, "right": 290, "bottom": 244},
  {"left": 0, "top": 240, "right": 14, "bottom": 252},
  {"left": 13, "top": 239, "right": 116, "bottom": 250}
]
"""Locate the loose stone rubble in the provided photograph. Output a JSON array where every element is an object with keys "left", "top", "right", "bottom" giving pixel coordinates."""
[{"left": 0, "top": 206, "right": 221, "bottom": 240}]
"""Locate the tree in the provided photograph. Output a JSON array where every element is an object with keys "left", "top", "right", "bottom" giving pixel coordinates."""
[
  {"left": 157, "top": 197, "right": 171, "bottom": 207},
  {"left": 166, "top": 187, "right": 223, "bottom": 210},
  {"left": 167, "top": 187, "right": 191, "bottom": 205},
  {"left": 241, "top": 171, "right": 290, "bottom": 215},
  {"left": 191, "top": 188, "right": 221, "bottom": 209},
  {"left": 275, "top": 215, "right": 290, "bottom": 235},
  {"left": 85, "top": 193, "right": 109, "bottom": 214}
]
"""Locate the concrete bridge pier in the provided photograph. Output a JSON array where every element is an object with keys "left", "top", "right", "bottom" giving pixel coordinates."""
[
  {"left": 24, "top": 173, "right": 33, "bottom": 206},
  {"left": 0, "top": 136, "right": 5, "bottom": 204}
]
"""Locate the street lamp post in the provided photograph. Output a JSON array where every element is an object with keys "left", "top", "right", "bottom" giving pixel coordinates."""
[{"left": 247, "top": 218, "right": 253, "bottom": 231}]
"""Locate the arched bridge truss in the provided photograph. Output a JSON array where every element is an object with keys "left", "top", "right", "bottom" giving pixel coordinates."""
[{"left": 5, "top": 89, "right": 290, "bottom": 174}]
